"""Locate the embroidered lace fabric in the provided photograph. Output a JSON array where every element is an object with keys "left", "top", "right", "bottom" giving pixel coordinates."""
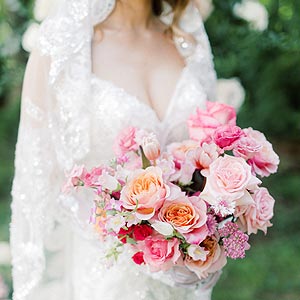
[{"left": 11, "top": 1, "right": 220, "bottom": 299}]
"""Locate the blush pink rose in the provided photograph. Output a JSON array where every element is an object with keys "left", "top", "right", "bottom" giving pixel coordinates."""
[
  {"left": 242, "top": 128, "right": 279, "bottom": 177},
  {"left": 158, "top": 195, "right": 208, "bottom": 244},
  {"left": 235, "top": 187, "right": 275, "bottom": 234},
  {"left": 140, "top": 235, "right": 181, "bottom": 272},
  {"left": 213, "top": 125, "right": 244, "bottom": 150},
  {"left": 187, "top": 143, "right": 219, "bottom": 170},
  {"left": 113, "top": 126, "right": 139, "bottom": 156},
  {"left": 201, "top": 155, "right": 261, "bottom": 207},
  {"left": 187, "top": 102, "right": 236, "bottom": 143},
  {"left": 184, "top": 235, "right": 227, "bottom": 279},
  {"left": 120, "top": 166, "right": 169, "bottom": 220}
]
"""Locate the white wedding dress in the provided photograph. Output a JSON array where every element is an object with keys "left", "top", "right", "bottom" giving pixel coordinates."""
[{"left": 10, "top": 1, "right": 220, "bottom": 300}]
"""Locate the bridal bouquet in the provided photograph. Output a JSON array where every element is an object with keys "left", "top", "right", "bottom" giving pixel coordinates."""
[{"left": 64, "top": 101, "right": 279, "bottom": 280}]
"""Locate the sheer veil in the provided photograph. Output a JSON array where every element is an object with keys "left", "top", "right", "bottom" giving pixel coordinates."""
[{"left": 10, "top": 1, "right": 217, "bottom": 299}]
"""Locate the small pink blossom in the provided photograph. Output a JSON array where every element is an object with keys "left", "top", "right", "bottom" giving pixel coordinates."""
[
  {"left": 206, "top": 214, "right": 218, "bottom": 236},
  {"left": 213, "top": 125, "right": 244, "bottom": 150},
  {"left": 235, "top": 187, "right": 275, "bottom": 234},
  {"left": 113, "top": 126, "right": 139, "bottom": 156},
  {"left": 218, "top": 222, "right": 250, "bottom": 259},
  {"left": 187, "top": 102, "right": 236, "bottom": 143},
  {"left": 83, "top": 166, "right": 103, "bottom": 187},
  {"left": 140, "top": 235, "right": 181, "bottom": 272}
]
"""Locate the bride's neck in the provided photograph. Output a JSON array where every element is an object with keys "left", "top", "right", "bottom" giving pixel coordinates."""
[{"left": 102, "top": 0, "right": 154, "bottom": 31}]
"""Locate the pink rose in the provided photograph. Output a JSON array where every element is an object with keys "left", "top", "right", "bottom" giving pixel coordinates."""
[
  {"left": 213, "top": 125, "right": 244, "bottom": 150},
  {"left": 83, "top": 166, "right": 103, "bottom": 187},
  {"left": 235, "top": 187, "right": 275, "bottom": 234},
  {"left": 187, "top": 102, "right": 236, "bottom": 143},
  {"left": 140, "top": 235, "right": 181, "bottom": 272},
  {"left": 241, "top": 128, "right": 279, "bottom": 177},
  {"left": 113, "top": 126, "right": 139, "bottom": 156},
  {"left": 158, "top": 195, "right": 208, "bottom": 244},
  {"left": 201, "top": 155, "right": 261, "bottom": 207},
  {"left": 184, "top": 235, "right": 227, "bottom": 279},
  {"left": 142, "top": 133, "right": 161, "bottom": 161},
  {"left": 120, "top": 166, "right": 169, "bottom": 220},
  {"left": 187, "top": 143, "right": 219, "bottom": 170}
]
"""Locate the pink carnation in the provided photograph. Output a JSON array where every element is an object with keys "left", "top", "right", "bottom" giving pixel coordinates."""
[
  {"left": 213, "top": 125, "right": 244, "bottom": 150},
  {"left": 187, "top": 102, "right": 236, "bottom": 143},
  {"left": 243, "top": 128, "right": 279, "bottom": 177}
]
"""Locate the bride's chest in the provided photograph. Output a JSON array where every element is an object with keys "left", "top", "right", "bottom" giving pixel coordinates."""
[{"left": 87, "top": 69, "right": 207, "bottom": 164}]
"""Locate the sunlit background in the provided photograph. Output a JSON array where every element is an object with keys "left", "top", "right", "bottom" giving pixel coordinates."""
[{"left": 0, "top": 0, "right": 299, "bottom": 299}]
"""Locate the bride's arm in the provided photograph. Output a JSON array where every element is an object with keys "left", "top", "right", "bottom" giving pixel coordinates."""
[{"left": 10, "top": 50, "right": 61, "bottom": 300}]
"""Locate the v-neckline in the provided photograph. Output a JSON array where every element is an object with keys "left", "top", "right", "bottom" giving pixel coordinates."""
[{"left": 91, "top": 64, "right": 189, "bottom": 124}]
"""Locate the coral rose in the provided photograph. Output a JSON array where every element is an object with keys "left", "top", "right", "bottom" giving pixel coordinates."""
[
  {"left": 235, "top": 187, "right": 275, "bottom": 234},
  {"left": 184, "top": 235, "right": 227, "bottom": 279},
  {"left": 140, "top": 235, "right": 181, "bottom": 272},
  {"left": 158, "top": 195, "right": 208, "bottom": 244},
  {"left": 187, "top": 102, "right": 236, "bottom": 143},
  {"left": 120, "top": 166, "right": 169, "bottom": 220}
]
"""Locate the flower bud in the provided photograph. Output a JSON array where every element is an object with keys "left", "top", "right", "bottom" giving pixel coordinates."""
[{"left": 142, "top": 133, "right": 161, "bottom": 161}]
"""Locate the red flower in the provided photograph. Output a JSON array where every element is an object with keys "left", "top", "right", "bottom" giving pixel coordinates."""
[
  {"left": 132, "top": 224, "right": 153, "bottom": 241},
  {"left": 132, "top": 252, "right": 145, "bottom": 265},
  {"left": 118, "top": 227, "right": 133, "bottom": 244}
]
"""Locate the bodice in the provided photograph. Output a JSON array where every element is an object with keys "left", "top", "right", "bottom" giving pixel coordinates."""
[{"left": 87, "top": 64, "right": 207, "bottom": 167}]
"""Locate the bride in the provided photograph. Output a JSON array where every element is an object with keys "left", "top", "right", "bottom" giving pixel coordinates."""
[{"left": 11, "top": 0, "right": 221, "bottom": 299}]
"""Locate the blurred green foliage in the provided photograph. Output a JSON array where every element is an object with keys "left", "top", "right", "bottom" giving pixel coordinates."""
[{"left": 0, "top": 0, "right": 299, "bottom": 299}]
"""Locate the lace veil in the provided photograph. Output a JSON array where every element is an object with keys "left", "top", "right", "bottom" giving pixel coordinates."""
[{"left": 10, "top": 1, "right": 216, "bottom": 299}]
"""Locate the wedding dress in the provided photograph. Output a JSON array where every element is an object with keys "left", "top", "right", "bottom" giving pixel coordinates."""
[{"left": 10, "top": 1, "right": 220, "bottom": 299}]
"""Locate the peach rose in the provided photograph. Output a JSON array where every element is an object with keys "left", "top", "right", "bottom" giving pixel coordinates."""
[
  {"left": 188, "top": 102, "right": 236, "bottom": 143},
  {"left": 120, "top": 166, "right": 169, "bottom": 220},
  {"left": 184, "top": 235, "right": 227, "bottom": 279},
  {"left": 139, "top": 234, "right": 181, "bottom": 272},
  {"left": 158, "top": 195, "right": 208, "bottom": 244},
  {"left": 235, "top": 187, "right": 275, "bottom": 234},
  {"left": 201, "top": 155, "right": 261, "bottom": 207}
]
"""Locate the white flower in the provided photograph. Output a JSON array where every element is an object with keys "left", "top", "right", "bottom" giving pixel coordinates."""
[
  {"left": 106, "top": 215, "right": 126, "bottom": 232},
  {"left": 34, "top": 0, "right": 61, "bottom": 22},
  {"left": 151, "top": 221, "right": 174, "bottom": 236},
  {"left": 0, "top": 242, "right": 11, "bottom": 265},
  {"left": 21, "top": 23, "right": 40, "bottom": 53},
  {"left": 98, "top": 171, "right": 119, "bottom": 191},
  {"left": 216, "top": 78, "right": 245, "bottom": 111},
  {"left": 187, "top": 245, "right": 209, "bottom": 261},
  {"left": 212, "top": 197, "right": 236, "bottom": 217},
  {"left": 233, "top": 0, "right": 269, "bottom": 31}
]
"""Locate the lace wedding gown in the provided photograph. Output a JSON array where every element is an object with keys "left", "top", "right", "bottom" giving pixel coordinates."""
[{"left": 10, "top": 2, "right": 220, "bottom": 300}]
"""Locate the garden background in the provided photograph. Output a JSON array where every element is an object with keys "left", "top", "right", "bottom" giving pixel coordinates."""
[{"left": 0, "top": 0, "right": 299, "bottom": 299}]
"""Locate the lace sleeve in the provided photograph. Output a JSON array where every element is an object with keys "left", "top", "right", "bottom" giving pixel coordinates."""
[{"left": 10, "top": 51, "right": 62, "bottom": 300}]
